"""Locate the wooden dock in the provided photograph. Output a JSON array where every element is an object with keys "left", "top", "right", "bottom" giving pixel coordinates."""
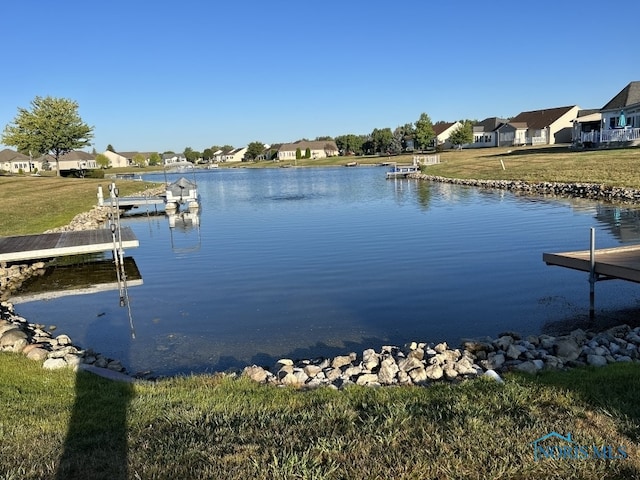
[
  {"left": 543, "top": 244, "right": 640, "bottom": 283},
  {"left": 113, "top": 196, "right": 165, "bottom": 208},
  {"left": 0, "top": 227, "right": 139, "bottom": 263},
  {"left": 544, "top": 229, "right": 640, "bottom": 318}
]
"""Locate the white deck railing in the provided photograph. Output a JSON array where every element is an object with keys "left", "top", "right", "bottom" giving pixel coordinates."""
[
  {"left": 580, "top": 128, "right": 640, "bottom": 144},
  {"left": 413, "top": 154, "right": 440, "bottom": 165}
]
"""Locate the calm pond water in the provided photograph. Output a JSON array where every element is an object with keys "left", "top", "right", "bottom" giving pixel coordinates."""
[{"left": 14, "top": 166, "right": 640, "bottom": 376}]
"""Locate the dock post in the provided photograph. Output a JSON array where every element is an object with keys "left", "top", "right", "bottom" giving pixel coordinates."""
[
  {"left": 589, "top": 227, "right": 596, "bottom": 319},
  {"left": 97, "top": 185, "right": 104, "bottom": 206}
]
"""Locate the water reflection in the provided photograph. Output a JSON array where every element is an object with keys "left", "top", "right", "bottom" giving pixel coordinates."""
[{"left": 12, "top": 257, "right": 143, "bottom": 304}]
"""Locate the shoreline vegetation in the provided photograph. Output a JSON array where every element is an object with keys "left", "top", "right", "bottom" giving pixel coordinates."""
[{"left": 2, "top": 144, "right": 640, "bottom": 479}]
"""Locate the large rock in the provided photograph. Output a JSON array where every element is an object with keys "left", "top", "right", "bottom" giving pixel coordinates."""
[
  {"left": 397, "top": 356, "right": 423, "bottom": 373},
  {"left": 378, "top": 357, "right": 399, "bottom": 384},
  {"left": 26, "top": 347, "right": 49, "bottom": 361},
  {"left": 43, "top": 358, "right": 67, "bottom": 370},
  {"left": 587, "top": 354, "right": 607, "bottom": 367},
  {"left": 243, "top": 365, "right": 270, "bottom": 383},
  {"left": 0, "top": 329, "right": 28, "bottom": 348},
  {"left": 362, "top": 348, "right": 380, "bottom": 370},
  {"left": 356, "top": 373, "right": 380, "bottom": 386},
  {"left": 425, "top": 364, "right": 443, "bottom": 380},
  {"left": 331, "top": 355, "right": 353, "bottom": 369},
  {"left": 514, "top": 361, "right": 538, "bottom": 375},
  {"left": 554, "top": 337, "right": 581, "bottom": 361}
]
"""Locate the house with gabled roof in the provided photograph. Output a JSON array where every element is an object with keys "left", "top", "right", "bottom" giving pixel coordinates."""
[
  {"left": 162, "top": 153, "right": 187, "bottom": 166},
  {"left": 222, "top": 147, "right": 247, "bottom": 162},
  {"left": 277, "top": 140, "right": 339, "bottom": 161},
  {"left": 103, "top": 150, "right": 130, "bottom": 168},
  {"left": 598, "top": 81, "right": 640, "bottom": 146},
  {"left": 433, "top": 122, "right": 461, "bottom": 149},
  {"left": 467, "top": 117, "right": 509, "bottom": 148},
  {"left": 504, "top": 105, "right": 580, "bottom": 146},
  {"left": 0, "top": 148, "right": 34, "bottom": 173},
  {"left": 32, "top": 150, "right": 97, "bottom": 176}
]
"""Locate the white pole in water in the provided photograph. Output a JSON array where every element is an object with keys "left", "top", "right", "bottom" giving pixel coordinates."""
[{"left": 589, "top": 227, "right": 596, "bottom": 319}]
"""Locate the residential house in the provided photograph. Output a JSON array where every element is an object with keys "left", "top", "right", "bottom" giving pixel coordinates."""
[
  {"left": 467, "top": 117, "right": 509, "bottom": 148},
  {"left": 277, "top": 140, "right": 339, "bottom": 161},
  {"left": 571, "top": 109, "right": 601, "bottom": 146},
  {"left": 433, "top": 122, "right": 461, "bottom": 149},
  {"left": 162, "top": 153, "right": 187, "bottom": 166},
  {"left": 503, "top": 106, "right": 580, "bottom": 146},
  {"left": 102, "top": 150, "right": 130, "bottom": 168},
  {"left": 495, "top": 122, "right": 519, "bottom": 147},
  {"left": 222, "top": 147, "right": 247, "bottom": 162},
  {"left": 595, "top": 81, "right": 640, "bottom": 146},
  {"left": 211, "top": 149, "right": 224, "bottom": 162},
  {"left": 34, "top": 150, "right": 97, "bottom": 174},
  {"left": 0, "top": 149, "right": 35, "bottom": 173}
]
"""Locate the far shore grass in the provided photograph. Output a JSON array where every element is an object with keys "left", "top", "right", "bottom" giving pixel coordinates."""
[{"left": 2, "top": 145, "right": 640, "bottom": 478}]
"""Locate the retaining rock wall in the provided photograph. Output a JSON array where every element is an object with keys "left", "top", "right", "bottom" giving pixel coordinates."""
[{"left": 410, "top": 174, "right": 640, "bottom": 203}]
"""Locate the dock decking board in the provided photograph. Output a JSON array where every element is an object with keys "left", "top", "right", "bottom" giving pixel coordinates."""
[
  {"left": 0, "top": 227, "right": 139, "bottom": 263},
  {"left": 543, "top": 244, "right": 640, "bottom": 284}
]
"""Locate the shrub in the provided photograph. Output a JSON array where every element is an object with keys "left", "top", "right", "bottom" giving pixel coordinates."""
[{"left": 85, "top": 169, "right": 105, "bottom": 179}]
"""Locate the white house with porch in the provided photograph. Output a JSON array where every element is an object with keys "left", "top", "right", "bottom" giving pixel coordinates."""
[
  {"left": 505, "top": 106, "right": 580, "bottom": 146},
  {"left": 574, "top": 82, "right": 640, "bottom": 147}
]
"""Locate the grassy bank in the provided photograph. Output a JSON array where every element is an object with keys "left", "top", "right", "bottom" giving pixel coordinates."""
[
  {"left": 1, "top": 352, "right": 638, "bottom": 479},
  {"left": 0, "top": 175, "right": 160, "bottom": 236}
]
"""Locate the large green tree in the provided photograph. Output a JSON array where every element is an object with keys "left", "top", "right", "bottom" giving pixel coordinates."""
[
  {"left": 95, "top": 153, "right": 110, "bottom": 169},
  {"left": 245, "top": 141, "right": 265, "bottom": 161},
  {"left": 334, "top": 134, "right": 364, "bottom": 155},
  {"left": 448, "top": 121, "right": 474, "bottom": 149},
  {"left": 2, "top": 96, "right": 93, "bottom": 176},
  {"left": 414, "top": 113, "right": 435, "bottom": 151},
  {"left": 371, "top": 127, "right": 393, "bottom": 154},
  {"left": 148, "top": 152, "right": 161, "bottom": 166}
]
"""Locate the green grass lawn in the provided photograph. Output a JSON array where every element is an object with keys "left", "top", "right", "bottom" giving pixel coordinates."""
[
  {"left": 1, "top": 353, "right": 638, "bottom": 479},
  {"left": 0, "top": 175, "right": 161, "bottom": 236}
]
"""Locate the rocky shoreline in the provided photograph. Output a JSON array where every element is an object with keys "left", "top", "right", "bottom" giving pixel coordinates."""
[
  {"left": 410, "top": 173, "right": 640, "bottom": 202},
  {"left": 2, "top": 295, "right": 640, "bottom": 387},
  {"left": 2, "top": 178, "right": 640, "bottom": 385}
]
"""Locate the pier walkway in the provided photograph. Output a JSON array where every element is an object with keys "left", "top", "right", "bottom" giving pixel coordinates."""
[
  {"left": 543, "top": 244, "right": 640, "bottom": 283},
  {"left": 0, "top": 227, "right": 139, "bottom": 263},
  {"left": 544, "top": 229, "right": 640, "bottom": 317}
]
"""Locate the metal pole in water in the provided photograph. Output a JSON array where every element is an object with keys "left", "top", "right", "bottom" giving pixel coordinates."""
[{"left": 589, "top": 227, "right": 596, "bottom": 319}]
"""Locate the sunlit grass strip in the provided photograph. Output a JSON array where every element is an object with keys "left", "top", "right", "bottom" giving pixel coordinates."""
[
  {"left": 0, "top": 176, "right": 160, "bottom": 236},
  {"left": 1, "top": 352, "right": 638, "bottom": 479}
]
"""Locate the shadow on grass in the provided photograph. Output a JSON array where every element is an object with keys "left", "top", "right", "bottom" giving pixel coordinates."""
[
  {"left": 523, "top": 363, "right": 640, "bottom": 443},
  {"left": 54, "top": 370, "right": 134, "bottom": 480}
]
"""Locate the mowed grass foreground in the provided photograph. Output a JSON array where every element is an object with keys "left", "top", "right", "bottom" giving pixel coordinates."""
[{"left": 1, "top": 353, "right": 639, "bottom": 480}]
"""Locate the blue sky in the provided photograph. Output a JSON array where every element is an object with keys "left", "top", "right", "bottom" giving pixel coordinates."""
[{"left": 2, "top": 1, "right": 639, "bottom": 153}]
